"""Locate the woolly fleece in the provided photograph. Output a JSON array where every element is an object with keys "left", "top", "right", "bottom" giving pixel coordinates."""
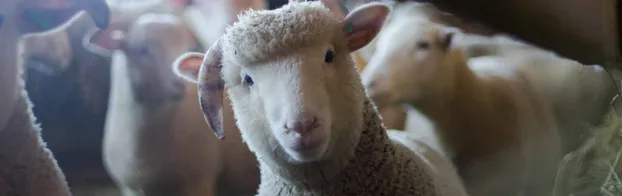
[
  {"left": 0, "top": 89, "right": 71, "bottom": 196},
  {"left": 223, "top": 1, "right": 336, "bottom": 65}
]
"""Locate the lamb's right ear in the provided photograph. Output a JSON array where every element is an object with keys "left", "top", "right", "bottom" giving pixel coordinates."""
[
  {"left": 197, "top": 38, "right": 226, "bottom": 139},
  {"left": 342, "top": 2, "right": 389, "bottom": 51},
  {"left": 173, "top": 52, "right": 205, "bottom": 83}
]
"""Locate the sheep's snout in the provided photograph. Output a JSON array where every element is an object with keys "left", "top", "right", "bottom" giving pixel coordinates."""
[
  {"left": 284, "top": 115, "right": 319, "bottom": 135},
  {"left": 275, "top": 108, "right": 330, "bottom": 162}
]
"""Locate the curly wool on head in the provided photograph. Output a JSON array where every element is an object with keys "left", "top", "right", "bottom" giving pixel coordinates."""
[{"left": 223, "top": 1, "right": 337, "bottom": 65}]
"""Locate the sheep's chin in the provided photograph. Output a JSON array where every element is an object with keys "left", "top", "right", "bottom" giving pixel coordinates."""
[{"left": 275, "top": 127, "right": 331, "bottom": 163}]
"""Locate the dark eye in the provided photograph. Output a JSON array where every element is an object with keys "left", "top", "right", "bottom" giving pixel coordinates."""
[
  {"left": 417, "top": 41, "right": 429, "bottom": 49},
  {"left": 244, "top": 75, "right": 254, "bottom": 86},
  {"left": 324, "top": 50, "right": 334, "bottom": 63}
]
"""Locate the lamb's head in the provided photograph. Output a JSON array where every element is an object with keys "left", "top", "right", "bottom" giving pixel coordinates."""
[
  {"left": 0, "top": 0, "right": 109, "bottom": 130},
  {"left": 361, "top": 19, "right": 461, "bottom": 108},
  {"left": 85, "top": 13, "right": 195, "bottom": 104},
  {"left": 173, "top": 1, "right": 389, "bottom": 166}
]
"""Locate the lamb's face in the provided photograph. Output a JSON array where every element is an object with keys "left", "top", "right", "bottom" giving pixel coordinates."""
[
  {"left": 0, "top": 0, "right": 109, "bottom": 130},
  {"left": 122, "top": 14, "right": 192, "bottom": 104},
  {"left": 224, "top": 41, "right": 367, "bottom": 163},
  {"left": 361, "top": 19, "right": 456, "bottom": 108}
]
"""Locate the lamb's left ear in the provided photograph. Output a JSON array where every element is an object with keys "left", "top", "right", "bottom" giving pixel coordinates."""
[
  {"left": 342, "top": 2, "right": 389, "bottom": 51},
  {"left": 173, "top": 52, "right": 205, "bottom": 83}
]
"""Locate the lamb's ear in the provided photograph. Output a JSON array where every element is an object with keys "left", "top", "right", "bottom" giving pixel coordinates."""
[
  {"left": 440, "top": 27, "right": 460, "bottom": 51},
  {"left": 82, "top": 26, "right": 125, "bottom": 57},
  {"left": 173, "top": 52, "right": 205, "bottom": 83},
  {"left": 197, "top": 38, "right": 226, "bottom": 139},
  {"left": 342, "top": 2, "right": 389, "bottom": 51}
]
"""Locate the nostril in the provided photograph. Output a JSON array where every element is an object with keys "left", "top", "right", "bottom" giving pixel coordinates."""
[{"left": 284, "top": 116, "right": 319, "bottom": 134}]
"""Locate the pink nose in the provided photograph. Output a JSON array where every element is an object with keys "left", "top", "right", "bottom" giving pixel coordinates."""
[{"left": 284, "top": 116, "right": 319, "bottom": 135}]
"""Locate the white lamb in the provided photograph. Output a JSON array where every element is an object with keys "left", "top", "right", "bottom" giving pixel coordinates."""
[
  {"left": 82, "top": 12, "right": 260, "bottom": 196},
  {"left": 360, "top": 18, "right": 563, "bottom": 196},
  {"left": 0, "top": 0, "right": 109, "bottom": 195},
  {"left": 173, "top": 1, "right": 468, "bottom": 195}
]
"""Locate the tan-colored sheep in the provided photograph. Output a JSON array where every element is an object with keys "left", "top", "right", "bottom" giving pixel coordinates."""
[
  {"left": 83, "top": 9, "right": 259, "bottom": 196},
  {"left": 361, "top": 18, "right": 562, "bottom": 196}
]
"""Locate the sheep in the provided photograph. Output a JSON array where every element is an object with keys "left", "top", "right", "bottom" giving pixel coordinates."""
[
  {"left": 20, "top": 1, "right": 179, "bottom": 187},
  {"left": 19, "top": 11, "right": 114, "bottom": 190},
  {"left": 19, "top": 1, "right": 183, "bottom": 189},
  {"left": 360, "top": 18, "right": 563, "bottom": 195},
  {"left": 22, "top": 10, "right": 115, "bottom": 186},
  {"left": 172, "top": 1, "right": 468, "bottom": 195},
  {"left": 82, "top": 12, "right": 260, "bottom": 196},
  {"left": 0, "top": 0, "right": 109, "bottom": 195}
]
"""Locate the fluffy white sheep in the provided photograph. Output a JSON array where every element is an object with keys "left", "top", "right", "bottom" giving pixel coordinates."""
[
  {"left": 0, "top": 0, "right": 109, "bottom": 195},
  {"left": 360, "top": 18, "right": 563, "bottom": 196},
  {"left": 172, "top": 1, "right": 468, "bottom": 195},
  {"left": 83, "top": 12, "right": 259, "bottom": 196}
]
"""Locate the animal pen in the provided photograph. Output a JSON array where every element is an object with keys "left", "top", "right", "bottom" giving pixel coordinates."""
[{"left": 1, "top": 0, "right": 620, "bottom": 195}]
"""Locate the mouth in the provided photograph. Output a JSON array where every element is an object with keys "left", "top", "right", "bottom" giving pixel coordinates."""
[
  {"left": 280, "top": 131, "right": 329, "bottom": 162},
  {"left": 289, "top": 134, "right": 323, "bottom": 151}
]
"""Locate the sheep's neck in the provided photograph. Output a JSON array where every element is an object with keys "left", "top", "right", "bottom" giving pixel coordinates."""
[
  {"left": 411, "top": 60, "right": 521, "bottom": 170},
  {"left": 0, "top": 90, "right": 71, "bottom": 195},
  {"left": 257, "top": 100, "right": 427, "bottom": 195}
]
